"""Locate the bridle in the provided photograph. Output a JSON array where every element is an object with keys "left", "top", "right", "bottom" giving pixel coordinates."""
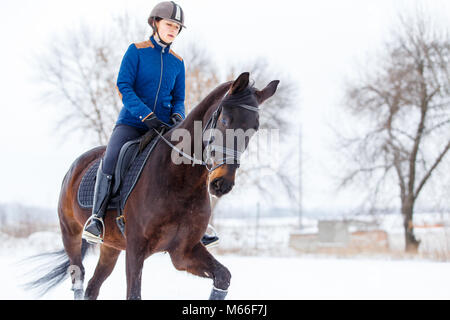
[
  {"left": 155, "top": 97, "right": 259, "bottom": 173},
  {"left": 202, "top": 101, "right": 259, "bottom": 172}
]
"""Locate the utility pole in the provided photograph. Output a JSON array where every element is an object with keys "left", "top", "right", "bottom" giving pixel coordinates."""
[
  {"left": 298, "top": 126, "right": 303, "bottom": 230},
  {"left": 255, "top": 201, "right": 260, "bottom": 250}
]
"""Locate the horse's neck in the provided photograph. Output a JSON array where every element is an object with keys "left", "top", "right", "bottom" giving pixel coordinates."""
[
  {"left": 175, "top": 81, "right": 232, "bottom": 153},
  {"left": 184, "top": 81, "right": 232, "bottom": 128}
]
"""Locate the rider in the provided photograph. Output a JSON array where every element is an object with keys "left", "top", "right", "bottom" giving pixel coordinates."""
[{"left": 82, "top": 1, "right": 219, "bottom": 247}]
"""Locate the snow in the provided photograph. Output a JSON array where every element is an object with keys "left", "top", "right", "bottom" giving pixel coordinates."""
[{"left": 1, "top": 231, "right": 450, "bottom": 300}]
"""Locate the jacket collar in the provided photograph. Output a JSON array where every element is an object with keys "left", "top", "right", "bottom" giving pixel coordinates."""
[{"left": 150, "top": 35, "right": 172, "bottom": 53}]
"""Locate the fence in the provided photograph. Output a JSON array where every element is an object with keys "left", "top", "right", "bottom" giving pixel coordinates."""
[{"left": 212, "top": 213, "right": 450, "bottom": 260}]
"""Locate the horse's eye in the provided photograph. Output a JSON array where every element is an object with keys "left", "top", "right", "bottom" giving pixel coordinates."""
[{"left": 221, "top": 119, "right": 228, "bottom": 126}]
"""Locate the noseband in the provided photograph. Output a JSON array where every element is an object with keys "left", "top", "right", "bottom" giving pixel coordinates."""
[{"left": 156, "top": 97, "right": 259, "bottom": 173}]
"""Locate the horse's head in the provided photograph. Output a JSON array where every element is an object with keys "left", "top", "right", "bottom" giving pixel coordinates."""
[{"left": 206, "top": 72, "right": 279, "bottom": 197}]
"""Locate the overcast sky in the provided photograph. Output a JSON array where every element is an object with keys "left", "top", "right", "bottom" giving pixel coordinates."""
[{"left": 0, "top": 0, "right": 449, "bottom": 214}]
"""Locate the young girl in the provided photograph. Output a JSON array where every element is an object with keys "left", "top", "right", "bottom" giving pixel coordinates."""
[{"left": 82, "top": 1, "right": 218, "bottom": 247}]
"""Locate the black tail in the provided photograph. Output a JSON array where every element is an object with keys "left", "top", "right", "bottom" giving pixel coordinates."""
[{"left": 22, "top": 239, "right": 93, "bottom": 297}]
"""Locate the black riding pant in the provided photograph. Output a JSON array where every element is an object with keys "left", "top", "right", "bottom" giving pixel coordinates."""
[{"left": 102, "top": 124, "right": 147, "bottom": 176}]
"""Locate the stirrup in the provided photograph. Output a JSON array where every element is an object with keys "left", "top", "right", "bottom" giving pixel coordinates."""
[{"left": 81, "top": 216, "right": 105, "bottom": 244}]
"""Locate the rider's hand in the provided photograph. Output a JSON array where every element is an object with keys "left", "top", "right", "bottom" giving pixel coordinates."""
[
  {"left": 143, "top": 113, "right": 165, "bottom": 130},
  {"left": 171, "top": 113, "right": 183, "bottom": 126}
]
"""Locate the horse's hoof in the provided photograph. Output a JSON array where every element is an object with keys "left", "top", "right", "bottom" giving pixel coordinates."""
[{"left": 73, "top": 289, "right": 84, "bottom": 300}]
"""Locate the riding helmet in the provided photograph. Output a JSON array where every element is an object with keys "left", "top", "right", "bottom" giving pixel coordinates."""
[{"left": 148, "top": 1, "right": 186, "bottom": 33}]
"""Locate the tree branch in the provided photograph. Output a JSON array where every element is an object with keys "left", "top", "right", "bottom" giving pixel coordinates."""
[{"left": 414, "top": 139, "right": 450, "bottom": 199}]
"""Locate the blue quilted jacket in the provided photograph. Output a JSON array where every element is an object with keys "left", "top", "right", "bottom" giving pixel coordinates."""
[{"left": 116, "top": 35, "right": 186, "bottom": 130}]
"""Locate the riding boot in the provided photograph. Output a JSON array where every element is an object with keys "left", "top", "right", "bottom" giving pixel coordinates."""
[
  {"left": 82, "top": 160, "right": 113, "bottom": 244},
  {"left": 201, "top": 224, "right": 220, "bottom": 248},
  {"left": 201, "top": 234, "right": 220, "bottom": 248}
]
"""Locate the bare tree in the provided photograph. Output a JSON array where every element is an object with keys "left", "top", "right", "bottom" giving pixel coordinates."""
[
  {"left": 338, "top": 9, "right": 450, "bottom": 252},
  {"left": 36, "top": 14, "right": 148, "bottom": 144},
  {"left": 179, "top": 41, "right": 220, "bottom": 113}
]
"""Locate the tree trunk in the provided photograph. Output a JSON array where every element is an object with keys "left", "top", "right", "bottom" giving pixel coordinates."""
[{"left": 402, "top": 200, "right": 421, "bottom": 253}]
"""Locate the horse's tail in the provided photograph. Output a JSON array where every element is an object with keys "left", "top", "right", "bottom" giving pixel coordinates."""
[{"left": 22, "top": 239, "right": 93, "bottom": 297}]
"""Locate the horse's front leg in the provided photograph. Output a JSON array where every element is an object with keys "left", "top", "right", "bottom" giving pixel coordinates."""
[
  {"left": 125, "top": 240, "right": 146, "bottom": 300},
  {"left": 169, "top": 242, "right": 231, "bottom": 300},
  {"left": 85, "top": 245, "right": 121, "bottom": 300}
]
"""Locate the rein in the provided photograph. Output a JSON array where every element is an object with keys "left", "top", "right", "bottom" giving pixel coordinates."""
[{"left": 155, "top": 98, "right": 259, "bottom": 173}]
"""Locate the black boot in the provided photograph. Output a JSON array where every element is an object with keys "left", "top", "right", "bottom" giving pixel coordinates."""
[
  {"left": 201, "top": 234, "right": 219, "bottom": 248},
  {"left": 201, "top": 224, "right": 220, "bottom": 248},
  {"left": 82, "top": 161, "right": 113, "bottom": 244}
]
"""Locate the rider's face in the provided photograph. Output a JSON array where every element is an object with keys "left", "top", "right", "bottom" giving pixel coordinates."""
[{"left": 155, "top": 19, "right": 181, "bottom": 43}]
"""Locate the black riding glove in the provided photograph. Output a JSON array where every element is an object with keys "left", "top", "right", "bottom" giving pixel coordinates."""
[
  {"left": 143, "top": 113, "right": 165, "bottom": 131},
  {"left": 171, "top": 113, "right": 183, "bottom": 126}
]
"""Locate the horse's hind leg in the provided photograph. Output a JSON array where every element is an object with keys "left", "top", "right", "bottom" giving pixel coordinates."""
[
  {"left": 169, "top": 243, "right": 231, "bottom": 300},
  {"left": 60, "top": 218, "right": 86, "bottom": 300},
  {"left": 84, "top": 245, "right": 121, "bottom": 300},
  {"left": 59, "top": 192, "right": 98, "bottom": 300}
]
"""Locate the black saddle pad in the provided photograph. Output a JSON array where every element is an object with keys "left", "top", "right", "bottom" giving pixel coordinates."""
[{"left": 77, "top": 134, "right": 161, "bottom": 211}]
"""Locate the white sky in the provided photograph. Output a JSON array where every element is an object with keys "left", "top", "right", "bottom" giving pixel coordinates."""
[{"left": 0, "top": 0, "right": 449, "bottom": 213}]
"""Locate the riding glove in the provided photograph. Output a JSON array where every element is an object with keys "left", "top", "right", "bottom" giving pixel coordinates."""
[
  {"left": 171, "top": 113, "right": 184, "bottom": 126},
  {"left": 144, "top": 113, "right": 166, "bottom": 130}
]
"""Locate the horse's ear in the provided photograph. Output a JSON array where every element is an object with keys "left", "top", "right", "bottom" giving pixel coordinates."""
[
  {"left": 229, "top": 72, "right": 250, "bottom": 94},
  {"left": 255, "top": 80, "right": 280, "bottom": 105}
]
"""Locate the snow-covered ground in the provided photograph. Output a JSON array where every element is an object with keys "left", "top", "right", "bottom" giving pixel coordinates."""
[{"left": 1, "top": 231, "right": 450, "bottom": 300}]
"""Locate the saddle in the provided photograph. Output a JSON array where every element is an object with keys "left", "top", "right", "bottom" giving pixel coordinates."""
[{"left": 77, "top": 129, "right": 162, "bottom": 216}]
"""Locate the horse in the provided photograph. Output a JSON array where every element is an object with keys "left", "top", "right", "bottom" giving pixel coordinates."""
[{"left": 26, "top": 72, "right": 279, "bottom": 300}]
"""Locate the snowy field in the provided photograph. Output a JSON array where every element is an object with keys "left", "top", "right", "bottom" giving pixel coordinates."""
[{"left": 1, "top": 231, "right": 450, "bottom": 300}]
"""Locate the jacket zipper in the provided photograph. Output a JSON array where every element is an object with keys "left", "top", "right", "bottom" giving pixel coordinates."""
[{"left": 153, "top": 48, "right": 164, "bottom": 114}]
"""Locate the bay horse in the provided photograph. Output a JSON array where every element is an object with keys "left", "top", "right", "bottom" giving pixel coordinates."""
[{"left": 27, "top": 72, "right": 279, "bottom": 300}]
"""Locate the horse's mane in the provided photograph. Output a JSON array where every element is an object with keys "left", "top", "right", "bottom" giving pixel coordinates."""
[
  {"left": 187, "top": 79, "right": 258, "bottom": 122},
  {"left": 186, "top": 81, "right": 233, "bottom": 121}
]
